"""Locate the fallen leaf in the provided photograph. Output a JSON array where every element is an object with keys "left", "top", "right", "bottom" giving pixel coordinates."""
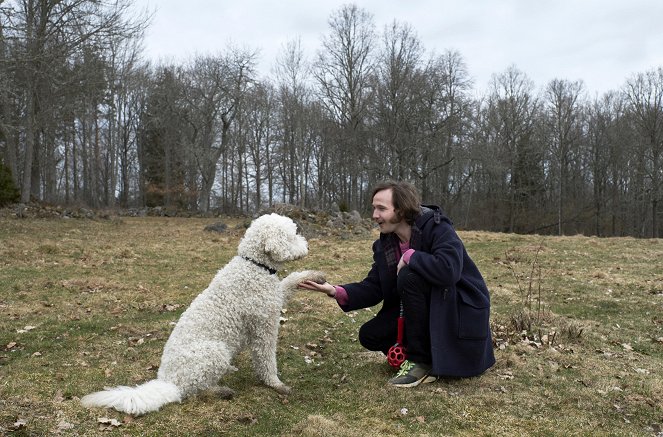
[
  {"left": 53, "top": 390, "right": 65, "bottom": 403},
  {"left": 12, "top": 419, "right": 27, "bottom": 430},
  {"left": 57, "top": 420, "right": 74, "bottom": 431},
  {"left": 97, "top": 417, "right": 122, "bottom": 428},
  {"left": 127, "top": 337, "right": 144, "bottom": 346}
]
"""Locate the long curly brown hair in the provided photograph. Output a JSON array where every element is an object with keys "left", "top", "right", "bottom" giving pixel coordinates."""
[{"left": 371, "top": 180, "right": 421, "bottom": 225}]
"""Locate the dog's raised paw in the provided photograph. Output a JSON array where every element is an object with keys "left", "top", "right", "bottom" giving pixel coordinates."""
[{"left": 303, "top": 270, "right": 326, "bottom": 284}]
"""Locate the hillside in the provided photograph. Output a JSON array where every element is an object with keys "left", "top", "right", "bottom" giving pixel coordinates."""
[{"left": 1, "top": 216, "right": 661, "bottom": 435}]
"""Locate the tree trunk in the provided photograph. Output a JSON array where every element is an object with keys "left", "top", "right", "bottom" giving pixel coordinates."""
[{"left": 21, "top": 88, "right": 36, "bottom": 203}]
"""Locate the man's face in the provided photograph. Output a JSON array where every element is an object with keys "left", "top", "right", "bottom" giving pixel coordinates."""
[{"left": 372, "top": 188, "right": 403, "bottom": 233}]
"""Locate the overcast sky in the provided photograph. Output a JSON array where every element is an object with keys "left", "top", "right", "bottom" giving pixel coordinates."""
[{"left": 132, "top": 0, "right": 663, "bottom": 97}]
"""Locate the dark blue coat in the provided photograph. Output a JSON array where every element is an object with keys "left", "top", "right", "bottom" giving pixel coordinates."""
[{"left": 340, "top": 205, "right": 495, "bottom": 377}]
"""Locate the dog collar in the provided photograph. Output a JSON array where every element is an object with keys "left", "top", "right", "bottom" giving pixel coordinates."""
[{"left": 242, "top": 256, "right": 278, "bottom": 275}]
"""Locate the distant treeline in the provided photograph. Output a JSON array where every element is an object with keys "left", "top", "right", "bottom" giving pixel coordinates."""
[{"left": 0, "top": 2, "right": 661, "bottom": 237}]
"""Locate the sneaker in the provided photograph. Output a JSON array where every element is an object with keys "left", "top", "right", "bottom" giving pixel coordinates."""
[{"left": 388, "top": 360, "right": 438, "bottom": 387}]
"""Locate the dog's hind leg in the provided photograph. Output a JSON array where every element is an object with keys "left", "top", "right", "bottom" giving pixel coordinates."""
[
  {"left": 247, "top": 318, "right": 290, "bottom": 394},
  {"left": 158, "top": 340, "right": 236, "bottom": 397}
]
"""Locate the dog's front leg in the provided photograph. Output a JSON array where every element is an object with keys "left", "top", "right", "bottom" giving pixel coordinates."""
[{"left": 248, "top": 316, "right": 291, "bottom": 394}]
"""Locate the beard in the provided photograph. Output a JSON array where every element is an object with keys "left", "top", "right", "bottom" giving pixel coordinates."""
[
  {"left": 388, "top": 211, "right": 403, "bottom": 224},
  {"left": 375, "top": 212, "right": 405, "bottom": 233}
]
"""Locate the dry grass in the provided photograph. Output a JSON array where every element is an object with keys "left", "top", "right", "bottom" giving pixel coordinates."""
[{"left": 1, "top": 216, "right": 662, "bottom": 436}]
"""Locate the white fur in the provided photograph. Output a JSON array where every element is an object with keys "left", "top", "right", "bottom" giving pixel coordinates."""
[{"left": 81, "top": 213, "right": 324, "bottom": 415}]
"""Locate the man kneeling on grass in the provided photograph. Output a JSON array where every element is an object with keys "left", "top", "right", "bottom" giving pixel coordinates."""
[{"left": 299, "top": 180, "right": 495, "bottom": 387}]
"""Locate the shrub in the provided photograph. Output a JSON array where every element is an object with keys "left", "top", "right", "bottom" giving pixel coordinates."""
[{"left": 0, "top": 163, "right": 19, "bottom": 206}]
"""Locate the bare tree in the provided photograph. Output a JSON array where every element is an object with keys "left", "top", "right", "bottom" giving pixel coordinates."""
[
  {"left": 544, "top": 78, "right": 585, "bottom": 235},
  {"left": 274, "top": 37, "right": 313, "bottom": 207},
  {"left": 183, "top": 49, "right": 256, "bottom": 212},
  {"left": 624, "top": 68, "right": 663, "bottom": 238},
  {"left": 586, "top": 91, "right": 628, "bottom": 236},
  {"left": 313, "top": 4, "right": 376, "bottom": 209},
  {"left": 114, "top": 62, "right": 148, "bottom": 207},
  {"left": 2, "top": 0, "right": 147, "bottom": 204},
  {"left": 418, "top": 50, "right": 473, "bottom": 208},
  {"left": 3, "top": 1, "right": 662, "bottom": 239},
  {"left": 241, "top": 82, "right": 276, "bottom": 211},
  {"left": 484, "top": 65, "right": 542, "bottom": 232},
  {"left": 372, "top": 20, "right": 423, "bottom": 181}
]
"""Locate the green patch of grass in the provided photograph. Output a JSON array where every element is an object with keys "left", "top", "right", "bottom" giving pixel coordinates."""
[{"left": 1, "top": 217, "right": 662, "bottom": 435}]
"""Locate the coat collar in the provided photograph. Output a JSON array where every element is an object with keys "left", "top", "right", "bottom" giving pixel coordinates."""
[{"left": 380, "top": 205, "right": 449, "bottom": 267}]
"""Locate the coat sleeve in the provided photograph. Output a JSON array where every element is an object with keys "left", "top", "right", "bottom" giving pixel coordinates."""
[
  {"left": 339, "top": 240, "right": 385, "bottom": 311},
  {"left": 408, "top": 221, "right": 464, "bottom": 287}
]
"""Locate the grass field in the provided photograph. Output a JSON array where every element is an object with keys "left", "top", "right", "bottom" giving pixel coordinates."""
[{"left": 1, "top": 215, "right": 662, "bottom": 436}]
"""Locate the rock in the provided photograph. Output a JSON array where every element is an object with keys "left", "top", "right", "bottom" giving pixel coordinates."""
[
  {"left": 346, "top": 210, "right": 362, "bottom": 225},
  {"left": 204, "top": 222, "right": 228, "bottom": 233}
]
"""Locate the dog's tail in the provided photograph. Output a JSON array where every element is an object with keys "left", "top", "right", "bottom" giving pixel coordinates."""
[{"left": 81, "top": 379, "right": 181, "bottom": 416}]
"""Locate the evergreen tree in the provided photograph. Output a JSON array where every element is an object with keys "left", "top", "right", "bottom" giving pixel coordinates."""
[{"left": 0, "top": 163, "right": 19, "bottom": 206}]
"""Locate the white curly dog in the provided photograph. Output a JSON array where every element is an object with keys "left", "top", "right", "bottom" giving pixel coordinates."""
[{"left": 81, "top": 213, "right": 324, "bottom": 415}]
